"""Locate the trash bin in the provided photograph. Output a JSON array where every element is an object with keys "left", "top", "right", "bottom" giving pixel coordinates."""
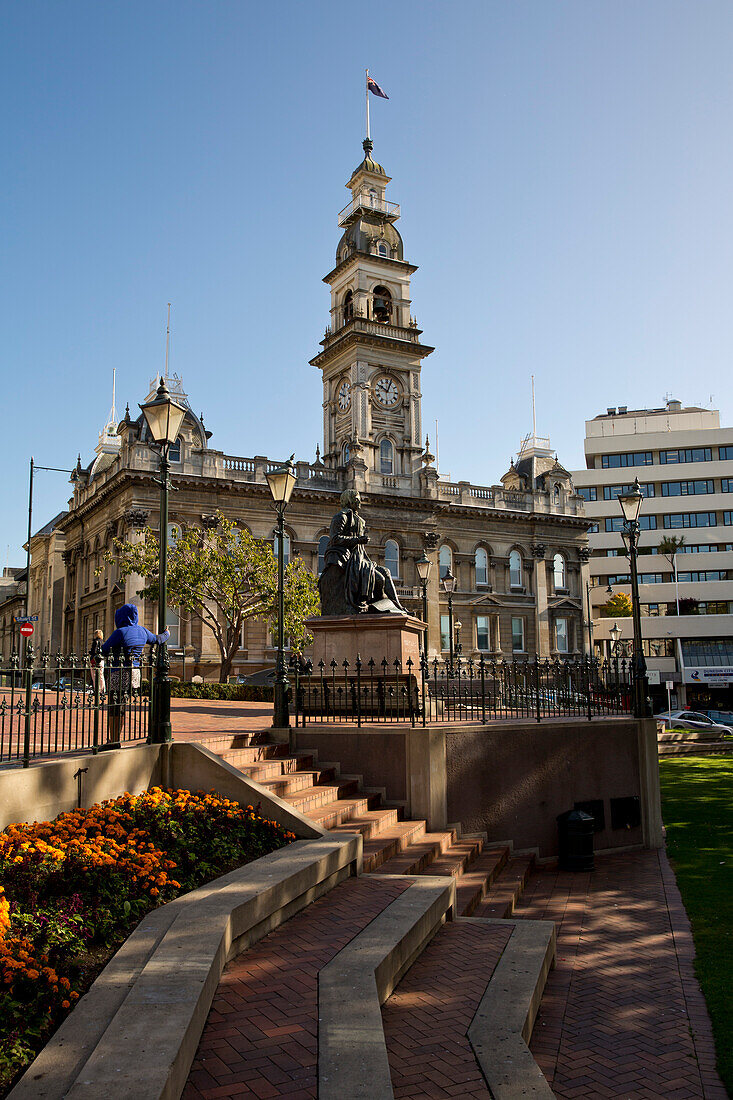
[{"left": 557, "top": 809, "right": 595, "bottom": 872}]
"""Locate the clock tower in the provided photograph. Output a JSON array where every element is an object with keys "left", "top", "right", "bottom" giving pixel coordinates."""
[{"left": 310, "top": 139, "right": 434, "bottom": 492}]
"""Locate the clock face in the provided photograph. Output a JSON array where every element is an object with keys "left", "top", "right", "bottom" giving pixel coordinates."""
[
  {"left": 338, "top": 380, "right": 351, "bottom": 411},
  {"left": 374, "top": 376, "right": 400, "bottom": 408}
]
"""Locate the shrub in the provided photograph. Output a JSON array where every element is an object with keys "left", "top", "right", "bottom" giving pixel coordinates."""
[{"left": 0, "top": 790, "right": 295, "bottom": 1093}]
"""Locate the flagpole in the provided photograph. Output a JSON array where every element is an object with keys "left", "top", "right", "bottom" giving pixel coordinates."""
[{"left": 365, "top": 68, "right": 370, "bottom": 140}]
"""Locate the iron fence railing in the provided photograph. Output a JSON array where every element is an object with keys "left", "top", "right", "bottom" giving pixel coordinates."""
[
  {"left": 0, "top": 648, "right": 154, "bottom": 767},
  {"left": 293, "top": 655, "right": 634, "bottom": 728}
]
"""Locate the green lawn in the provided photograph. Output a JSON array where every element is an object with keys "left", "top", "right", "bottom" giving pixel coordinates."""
[{"left": 659, "top": 756, "right": 733, "bottom": 1096}]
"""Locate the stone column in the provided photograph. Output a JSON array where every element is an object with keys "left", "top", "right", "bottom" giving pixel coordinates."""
[
  {"left": 122, "top": 510, "right": 150, "bottom": 613},
  {"left": 532, "top": 543, "right": 551, "bottom": 656}
]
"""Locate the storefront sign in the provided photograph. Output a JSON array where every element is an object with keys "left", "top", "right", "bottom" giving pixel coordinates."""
[
  {"left": 683, "top": 667, "right": 733, "bottom": 686},
  {"left": 646, "top": 670, "right": 661, "bottom": 686}
]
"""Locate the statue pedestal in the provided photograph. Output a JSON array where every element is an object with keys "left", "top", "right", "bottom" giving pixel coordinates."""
[{"left": 307, "top": 614, "right": 425, "bottom": 672}]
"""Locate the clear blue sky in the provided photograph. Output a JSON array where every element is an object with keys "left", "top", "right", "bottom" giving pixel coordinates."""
[{"left": 3, "top": 1, "right": 733, "bottom": 562}]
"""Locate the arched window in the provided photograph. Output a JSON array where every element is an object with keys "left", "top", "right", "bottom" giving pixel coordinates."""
[
  {"left": 343, "top": 290, "right": 354, "bottom": 325},
  {"left": 439, "top": 544, "right": 452, "bottom": 580},
  {"left": 274, "top": 532, "right": 290, "bottom": 567},
  {"left": 318, "top": 535, "right": 329, "bottom": 574},
  {"left": 166, "top": 607, "right": 180, "bottom": 649},
  {"left": 377, "top": 240, "right": 388, "bottom": 257},
  {"left": 509, "top": 549, "right": 522, "bottom": 588},
  {"left": 167, "top": 523, "right": 181, "bottom": 548},
  {"left": 369, "top": 188, "right": 378, "bottom": 208},
  {"left": 379, "top": 438, "right": 394, "bottom": 474},
  {"left": 384, "top": 540, "right": 399, "bottom": 579},
  {"left": 168, "top": 438, "right": 181, "bottom": 463},
  {"left": 342, "top": 441, "right": 350, "bottom": 465},
  {"left": 553, "top": 553, "right": 566, "bottom": 590},
  {"left": 372, "top": 285, "right": 392, "bottom": 323},
  {"left": 475, "top": 547, "right": 488, "bottom": 587}
]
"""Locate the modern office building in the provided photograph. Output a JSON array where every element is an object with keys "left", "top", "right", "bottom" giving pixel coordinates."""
[{"left": 573, "top": 400, "right": 733, "bottom": 712}]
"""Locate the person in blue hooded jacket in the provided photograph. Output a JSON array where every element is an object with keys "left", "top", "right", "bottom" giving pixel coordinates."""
[{"left": 101, "top": 604, "right": 170, "bottom": 745}]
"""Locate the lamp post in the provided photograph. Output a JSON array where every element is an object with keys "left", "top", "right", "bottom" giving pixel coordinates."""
[
  {"left": 585, "top": 580, "right": 613, "bottom": 654},
  {"left": 617, "top": 478, "right": 650, "bottom": 718},
  {"left": 455, "top": 620, "right": 462, "bottom": 659},
  {"left": 266, "top": 456, "right": 297, "bottom": 731},
  {"left": 609, "top": 621, "right": 621, "bottom": 654},
  {"left": 140, "top": 378, "right": 187, "bottom": 744},
  {"left": 415, "top": 551, "right": 432, "bottom": 655},
  {"left": 442, "top": 567, "right": 456, "bottom": 675}
]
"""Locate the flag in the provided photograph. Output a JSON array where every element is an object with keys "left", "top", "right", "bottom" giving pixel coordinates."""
[{"left": 367, "top": 76, "right": 389, "bottom": 100}]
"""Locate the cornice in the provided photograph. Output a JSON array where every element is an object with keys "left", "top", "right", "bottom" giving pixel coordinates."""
[
  {"left": 322, "top": 251, "right": 418, "bottom": 285},
  {"left": 310, "top": 330, "right": 434, "bottom": 369}
]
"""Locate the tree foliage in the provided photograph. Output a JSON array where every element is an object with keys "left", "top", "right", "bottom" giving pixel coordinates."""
[
  {"left": 658, "top": 534, "right": 686, "bottom": 568},
  {"left": 103, "top": 511, "right": 320, "bottom": 681},
  {"left": 599, "top": 591, "right": 633, "bottom": 618}
]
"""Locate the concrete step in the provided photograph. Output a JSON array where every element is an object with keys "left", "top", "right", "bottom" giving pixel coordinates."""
[
  {"left": 255, "top": 768, "right": 337, "bottom": 799},
  {"left": 658, "top": 740, "right": 731, "bottom": 756},
  {"left": 658, "top": 729, "right": 723, "bottom": 742},
  {"left": 455, "top": 846, "right": 511, "bottom": 917},
  {"left": 472, "top": 856, "right": 535, "bottom": 919},
  {"left": 216, "top": 752, "right": 316, "bottom": 783},
  {"left": 307, "top": 792, "right": 383, "bottom": 830},
  {"left": 196, "top": 739, "right": 289, "bottom": 765},
  {"left": 328, "top": 805, "right": 403, "bottom": 842},
  {"left": 284, "top": 778, "right": 361, "bottom": 815},
  {"left": 371, "top": 829, "right": 461, "bottom": 877}
]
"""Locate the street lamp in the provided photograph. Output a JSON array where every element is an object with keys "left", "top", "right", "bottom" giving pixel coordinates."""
[
  {"left": 609, "top": 621, "right": 621, "bottom": 652},
  {"left": 617, "top": 478, "right": 650, "bottom": 718},
  {"left": 442, "top": 567, "right": 456, "bottom": 675},
  {"left": 415, "top": 551, "right": 432, "bottom": 655},
  {"left": 585, "top": 580, "right": 613, "bottom": 654},
  {"left": 266, "top": 456, "right": 297, "bottom": 730},
  {"left": 140, "top": 378, "right": 187, "bottom": 744},
  {"left": 455, "top": 619, "right": 462, "bottom": 658}
]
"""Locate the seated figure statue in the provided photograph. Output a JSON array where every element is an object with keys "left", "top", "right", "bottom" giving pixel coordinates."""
[{"left": 319, "top": 490, "right": 407, "bottom": 616}]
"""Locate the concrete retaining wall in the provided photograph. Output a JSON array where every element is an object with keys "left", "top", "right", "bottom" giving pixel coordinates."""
[{"left": 295, "top": 718, "right": 663, "bottom": 859}]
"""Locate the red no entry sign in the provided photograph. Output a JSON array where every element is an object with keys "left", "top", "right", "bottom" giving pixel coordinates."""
[{"left": 19, "top": 623, "right": 33, "bottom": 637}]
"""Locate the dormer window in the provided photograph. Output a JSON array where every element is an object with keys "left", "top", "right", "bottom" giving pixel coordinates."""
[
  {"left": 373, "top": 286, "right": 392, "bottom": 323},
  {"left": 377, "top": 241, "right": 388, "bottom": 258},
  {"left": 343, "top": 290, "right": 354, "bottom": 325}
]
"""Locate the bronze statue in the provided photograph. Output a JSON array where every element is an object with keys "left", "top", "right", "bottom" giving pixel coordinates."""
[{"left": 319, "top": 490, "right": 407, "bottom": 616}]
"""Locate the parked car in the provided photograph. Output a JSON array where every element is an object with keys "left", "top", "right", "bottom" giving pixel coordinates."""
[
  {"left": 656, "top": 710, "right": 733, "bottom": 737},
  {"left": 237, "top": 667, "right": 277, "bottom": 687}
]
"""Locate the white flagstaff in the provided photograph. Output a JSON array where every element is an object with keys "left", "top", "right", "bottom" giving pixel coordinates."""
[{"left": 365, "top": 68, "right": 370, "bottom": 139}]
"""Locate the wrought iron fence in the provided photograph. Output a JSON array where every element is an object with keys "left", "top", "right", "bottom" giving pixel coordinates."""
[
  {"left": 0, "top": 648, "right": 154, "bottom": 767},
  {"left": 293, "top": 654, "right": 634, "bottom": 728}
]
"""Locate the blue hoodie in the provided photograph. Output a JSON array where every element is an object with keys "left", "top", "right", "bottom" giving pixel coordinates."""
[{"left": 101, "top": 604, "right": 170, "bottom": 665}]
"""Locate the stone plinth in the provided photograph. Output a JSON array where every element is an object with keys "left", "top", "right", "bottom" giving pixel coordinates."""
[{"left": 307, "top": 614, "right": 425, "bottom": 671}]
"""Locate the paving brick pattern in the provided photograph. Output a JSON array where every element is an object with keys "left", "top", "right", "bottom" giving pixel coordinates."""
[
  {"left": 519, "top": 849, "right": 727, "bottom": 1100},
  {"left": 381, "top": 921, "right": 513, "bottom": 1099},
  {"left": 182, "top": 875, "right": 410, "bottom": 1100}
]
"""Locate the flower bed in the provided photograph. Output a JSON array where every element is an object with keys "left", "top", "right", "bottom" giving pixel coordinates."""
[{"left": 0, "top": 789, "right": 296, "bottom": 1095}]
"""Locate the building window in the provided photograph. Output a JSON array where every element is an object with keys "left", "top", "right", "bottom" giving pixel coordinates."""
[
  {"left": 368, "top": 188, "right": 378, "bottom": 207},
  {"left": 380, "top": 438, "right": 394, "bottom": 474},
  {"left": 168, "top": 439, "right": 181, "bottom": 463},
  {"left": 439, "top": 544, "right": 452, "bottom": 579},
  {"left": 605, "top": 515, "right": 658, "bottom": 532},
  {"left": 343, "top": 291, "right": 354, "bottom": 324},
  {"left": 318, "top": 535, "right": 329, "bottom": 574},
  {"left": 384, "top": 539, "right": 399, "bottom": 579},
  {"left": 167, "top": 523, "right": 181, "bottom": 547},
  {"left": 601, "top": 452, "right": 653, "bottom": 469},
  {"left": 556, "top": 618, "right": 569, "bottom": 653},
  {"left": 603, "top": 483, "right": 654, "bottom": 500},
  {"left": 638, "top": 573, "right": 666, "bottom": 584},
  {"left": 475, "top": 547, "right": 488, "bottom": 587},
  {"left": 476, "top": 616, "right": 490, "bottom": 651},
  {"left": 661, "top": 480, "right": 714, "bottom": 497},
  {"left": 372, "top": 285, "right": 392, "bottom": 323},
  {"left": 553, "top": 553, "right": 566, "bottom": 591},
  {"left": 663, "top": 512, "right": 717, "bottom": 529},
  {"left": 377, "top": 240, "right": 388, "bottom": 257},
  {"left": 166, "top": 607, "right": 180, "bottom": 649},
  {"left": 511, "top": 617, "right": 525, "bottom": 653},
  {"left": 677, "top": 570, "right": 728, "bottom": 583},
  {"left": 681, "top": 638, "right": 733, "bottom": 666},
  {"left": 577, "top": 486, "right": 597, "bottom": 502},
  {"left": 606, "top": 574, "right": 631, "bottom": 585},
  {"left": 509, "top": 550, "right": 522, "bottom": 588},
  {"left": 720, "top": 446, "right": 733, "bottom": 461},
  {"left": 440, "top": 613, "right": 450, "bottom": 652},
  {"left": 342, "top": 442, "right": 350, "bottom": 465},
  {"left": 722, "top": 479, "right": 732, "bottom": 493},
  {"left": 274, "top": 532, "right": 290, "bottom": 567},
  {"left": 659, "top": 447, "right": 712, "bottom": 464}
]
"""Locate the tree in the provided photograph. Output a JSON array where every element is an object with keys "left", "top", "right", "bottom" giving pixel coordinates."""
[
  {"left": 103, "top": 511, "right": 321, "bottom": 682},
  {"left": 658, "top": 535, "right": 685, "bottom": 615},
  {"left": 599, "top": 592, "right": 633, "bottom": 618},
  {"left": 667, "top": 597, "right": 699, "bottom": 617}
]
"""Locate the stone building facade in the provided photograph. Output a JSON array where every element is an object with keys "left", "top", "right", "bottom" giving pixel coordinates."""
[{"left": 42, "top": 140, "right": 590, "bottom": 677}]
